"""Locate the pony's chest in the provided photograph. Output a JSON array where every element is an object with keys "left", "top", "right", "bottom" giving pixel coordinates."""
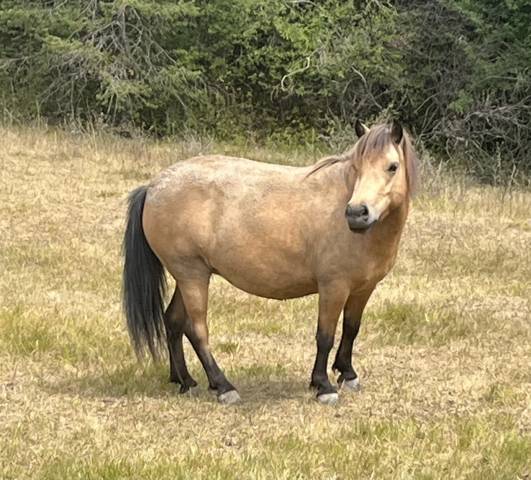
[
  {"left": 345, "top": 236, "right": 401, "bottom": 287},
  {"left": 347, "top": 255, "right": 394, "bottom": 287}
]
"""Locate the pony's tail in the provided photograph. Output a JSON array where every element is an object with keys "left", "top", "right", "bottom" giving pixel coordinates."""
[{"left": 122, "top": 186, "right": 167, "bottom": 360}]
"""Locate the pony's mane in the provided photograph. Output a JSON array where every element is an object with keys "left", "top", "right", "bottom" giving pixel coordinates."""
[{"left": 308, "top": 124, "right": 418, "bottom": 195}]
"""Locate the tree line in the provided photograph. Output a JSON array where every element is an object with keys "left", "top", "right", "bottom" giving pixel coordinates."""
[{"left": 1, "top": 0, "right": 530, "bottom": 182}]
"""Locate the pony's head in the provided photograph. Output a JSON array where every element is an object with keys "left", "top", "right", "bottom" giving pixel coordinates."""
[{"left": 345, "top": 120, "right": 418, "bottom": 232}]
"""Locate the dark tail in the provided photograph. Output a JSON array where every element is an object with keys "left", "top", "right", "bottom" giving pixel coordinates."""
[{"left": 122, "top": 186, "right": 167, "bottom": 359}]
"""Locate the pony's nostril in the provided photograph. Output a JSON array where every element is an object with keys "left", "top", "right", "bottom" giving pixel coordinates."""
[
  {"left": 345, "top": 204, "right": 354, "bottom": 217},
  {"left": 348, "top": 203, "right": 369, "bottom": 218}
]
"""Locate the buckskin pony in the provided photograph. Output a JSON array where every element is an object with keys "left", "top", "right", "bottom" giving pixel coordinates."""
[{"left": 122, "top": 120, "right": 418, "bottom": 405}]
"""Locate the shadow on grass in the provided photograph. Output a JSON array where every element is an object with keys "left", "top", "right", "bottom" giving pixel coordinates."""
[
  {"left": 38, "top": 362, "right": 177, "bottom": 399},
  {"left": 38, "top": 360, "right": 309, "bottom": 405}
]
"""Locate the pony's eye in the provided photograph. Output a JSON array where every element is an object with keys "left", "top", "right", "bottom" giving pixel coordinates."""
[{"left": 387, "top": 163, "right": 399, "bottom": 174}]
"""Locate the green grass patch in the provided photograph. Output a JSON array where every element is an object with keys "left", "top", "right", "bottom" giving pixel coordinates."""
[
  {"left": 231, "top": 363, "right": 288, "bottom": 381},
  {"left": 481, "top": 383, "right": 528, "bottom": 407},
  {"left": 0, "top": 307, "right": 131, "bottom": 363},
  {"left": 216, "top": 340, "right": 240, "bottom": 355},
  {"left": 39, "top": 457, "right": 235, "bottom": 480},
  {"left": 209, "top": 292, "right": 313, "bottom": 338},
  {"left": 365, "top": 301, "right": 489, "bottom": 346}
]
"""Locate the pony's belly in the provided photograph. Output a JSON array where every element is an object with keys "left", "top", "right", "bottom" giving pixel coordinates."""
[
  {"left": 215, "top": 269, "right": 317, "bottom": 300},
  {"left": 209, "top": 237, "right": 317, "bottom": 299}
]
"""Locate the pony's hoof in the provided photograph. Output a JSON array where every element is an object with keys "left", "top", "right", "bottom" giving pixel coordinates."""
[
  {"left": 218, "top": 390, "right": 241, "bottom": 405},
  {"left": 316, "top": 392, "right": 339, "bottom": 405},
  {"left": 342, "top": 378, "right": 361, "bottom": 392},
  {"left": 179, "top": 384, "right": 199, "bottom": 395}
]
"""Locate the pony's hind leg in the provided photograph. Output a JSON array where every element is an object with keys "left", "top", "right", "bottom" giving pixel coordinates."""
[
  {"left": 178, "top": 276, "right": 240, "bottom": 404},
  {"left": 332, "top": 289, "right": 373, "bottom": 392},
  {"left": 164, "top": 288, "right": 198, "bottom": 393}
]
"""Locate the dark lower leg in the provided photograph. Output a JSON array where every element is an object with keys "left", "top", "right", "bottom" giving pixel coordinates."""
[
  {"left": 310, "top": 328, "right": 336, "bottom": 396},
  {"left": 178, "top": 277, "right": 237, "bottom": 397},
  {"left": 166, "top": 329, "right": 197, "bottom": 392},
  {"left": 164, "top": 291, "right": 197, "bottom": 393},
  {"left": 332, "top": 316, "right": 361, "bottom": 383},
  {"left": 185, "top": 324, "right": 236, "bottom": 395},
  {"left": 332, "top": 290, "right": 372, "bottom": 386},
  {"left": 310, "top": 284, "right": 349, "bottom": 398}
]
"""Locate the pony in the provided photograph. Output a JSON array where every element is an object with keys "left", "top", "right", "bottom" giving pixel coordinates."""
[{"left": 122, "top": 120, "right": 418, "bottom": 405}]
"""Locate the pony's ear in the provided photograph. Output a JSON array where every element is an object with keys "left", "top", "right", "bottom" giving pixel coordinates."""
[
  {"left": 390, "top": 120, "right": 403, "bottom": 144},
  {"left": 355, "top": 119, "right": 369, "bottom": 138}
]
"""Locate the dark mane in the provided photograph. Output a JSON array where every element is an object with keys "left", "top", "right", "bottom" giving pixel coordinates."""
[{"left": 307, "top": 123, "right": 418, "bottom": 195}]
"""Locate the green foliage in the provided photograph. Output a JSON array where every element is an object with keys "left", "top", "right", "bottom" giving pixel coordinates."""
[{"left": 0, "top": 0, "right": 529, "bottom": 181}]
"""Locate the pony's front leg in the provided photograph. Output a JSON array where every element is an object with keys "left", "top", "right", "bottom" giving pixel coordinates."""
[
  {"left": 310, "top": 282, "right": 350, "bottom": 405},
  {"left": 332, "top": 288, "right": 374, "bottom": 391}
]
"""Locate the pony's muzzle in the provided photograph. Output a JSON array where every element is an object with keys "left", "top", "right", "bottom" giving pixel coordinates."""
[{"left": 345, "top": 203, "right": 376, "bottom": 231}]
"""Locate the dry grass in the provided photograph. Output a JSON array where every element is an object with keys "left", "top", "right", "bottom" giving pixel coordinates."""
[{"left": 0, "top": 126, "right": 530, "bottom": 480}]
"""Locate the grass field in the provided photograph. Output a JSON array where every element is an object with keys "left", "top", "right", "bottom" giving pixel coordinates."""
[{"left": 0, "top": 127, "right": 530, "bottom": 479}]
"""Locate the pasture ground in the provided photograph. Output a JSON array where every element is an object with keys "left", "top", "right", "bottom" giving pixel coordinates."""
[{"left": 0, "top": 127, "right": 530, "bottom": 479}]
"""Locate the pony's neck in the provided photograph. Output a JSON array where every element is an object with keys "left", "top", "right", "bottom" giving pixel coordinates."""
[
  {"left": 310, "top": 157, "right": 356, "bottom": 201},
  {"left": 386, "top": 200, "right": 409, "bottom": 235},
  {"left": 374, "top": 199, "right": 410, "bottom": 263},
  {"left": 340, "top": 158, "right": 357, "bottom": 197}
]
